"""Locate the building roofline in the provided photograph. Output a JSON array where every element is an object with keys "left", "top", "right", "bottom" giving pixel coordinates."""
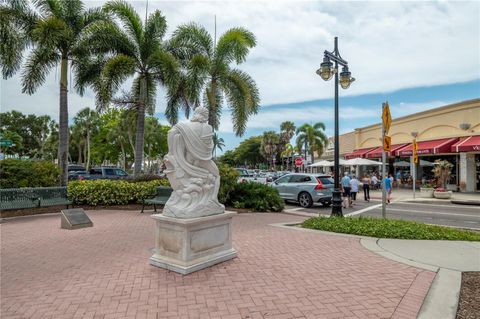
[{"left": 355, "top": 98, "right": 480, "bottom": 131}]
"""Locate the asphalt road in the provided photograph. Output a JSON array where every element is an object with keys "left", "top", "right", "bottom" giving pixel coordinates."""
[{"left": 284, "top": 200, "right": 480, "bottom": 230}]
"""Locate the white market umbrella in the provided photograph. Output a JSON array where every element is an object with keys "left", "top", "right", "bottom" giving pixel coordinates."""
[
  {"left": 393, "top": 160, "right": 410, "bottom": 167},
  {"left": 421, "top": 160, "right": 434, "bottom": 166},
  {"left": 308, "top": 160, "right": 333, "bottom": 167},
  {"left": 343, "top": 158, "right": 382, "bottom": 166}
]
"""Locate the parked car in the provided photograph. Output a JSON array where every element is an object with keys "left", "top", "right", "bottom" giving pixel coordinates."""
[
  {"left": 88, "top": 167, "right": 129, "bottom": 180},
  {"left": 271, "top": 173, "right": 334, "bottom": 208},
  {"left": 235, "top": 168, "right": 267, "bottom": 184},
  {"left": 68, "top": 170, "right": 89, "bottom": 181},
  {"left": 68, "top": 164, "right": 86, "bottom": 172}
]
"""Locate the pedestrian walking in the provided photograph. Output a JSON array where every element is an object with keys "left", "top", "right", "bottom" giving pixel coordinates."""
[
  {"left": 371, "top": 174, "right": 379, "bottom": 190},
  {"left": 341, "top": 172, "right": 352, "bottom": 208},
  {"left": 362, "top": 174, "right": 371, "bottom": 202},
  {"left": 385, "top": 173, "right": 393, "bottom": 203},
  {"left": 350, "top": 175, "right": 359, "bottom": 204}
]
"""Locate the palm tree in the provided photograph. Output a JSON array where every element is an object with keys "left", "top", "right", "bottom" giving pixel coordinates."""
[
  {"left": 167, "top": 23, "right": 260, "bottom": 136},
  {"left": 0, "top": 0, "right": 108, "bottom": 185},
  {"left": 295, "top": 123, "right": 328, "bottom": 167},
  {"left": 281, "top": 143, "right": 294, "bottom": 171},
  {"left": 212, "top": 132, "right": 225, "bottom": 159},
  {"left": 280, "top": 121, "right": 296, "bottom": 144},
  {"left": 261, "top": 131, "right": 280, "bottom": 170},
  {"left": 82, "top": 0, "right": 179, "bottom": 175},
  {"left": 72, "top": 108, "right": 98, "bottom": 170}
]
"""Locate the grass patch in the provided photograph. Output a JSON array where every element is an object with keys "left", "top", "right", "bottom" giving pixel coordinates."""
[{"left": 302, "top": 216, "right": 480, "bottom": 241}]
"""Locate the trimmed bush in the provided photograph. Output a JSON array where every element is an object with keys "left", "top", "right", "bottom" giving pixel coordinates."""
[
  {"left": 302, "top": 216, "right": 480, "bottom": 241},
  {"left": 228, "top": 182, "right": 284, "bottom": 212},
  {"left": 0, "top": 159, "right": 60, "bottom": 188},
  {"left": 68, "top": 179, "right": 169, "bottom": 206},
  {"left": 218, "top": 164, "right": 240, "bottom": 204}
]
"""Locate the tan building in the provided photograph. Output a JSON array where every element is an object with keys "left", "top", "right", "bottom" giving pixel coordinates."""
[
  {"left": 319, "top": 131, "right": 356, "bottom": 161},
  {"left": 343, "top": 99, "right": 480, "bottom": 192}
]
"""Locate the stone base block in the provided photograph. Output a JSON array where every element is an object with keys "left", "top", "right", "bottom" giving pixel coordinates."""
[{"left": 149, "top": 211, "right": 237, "bottom": 275}]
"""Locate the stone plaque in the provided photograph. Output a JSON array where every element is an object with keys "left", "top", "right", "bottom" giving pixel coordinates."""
[{"left": 61, "top": 208, "right": 93, "bottom": 230}]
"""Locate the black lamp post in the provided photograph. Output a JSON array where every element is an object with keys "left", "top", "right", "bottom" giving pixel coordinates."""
[{"left": 316, "top": 37, "right": 355, "bottom": 217}]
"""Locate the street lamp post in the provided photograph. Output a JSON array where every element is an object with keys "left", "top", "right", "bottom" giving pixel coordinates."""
[{"left": 317, "top": 37, "right": 355, "bottom": 217}]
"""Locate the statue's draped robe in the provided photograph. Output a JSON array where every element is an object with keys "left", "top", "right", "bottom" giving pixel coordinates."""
[{"left": 163, "top": 121, "right": 224, "bottom": 218}]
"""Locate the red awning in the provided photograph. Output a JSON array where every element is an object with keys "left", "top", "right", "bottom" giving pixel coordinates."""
[
  {"left": 397, "top": 138, "right": 458, "bottom": 156},
  {"left": 451, "top": 135, "right": 480, "bottom": 152},
  {"left": 365, "top": 143, "right": 409, "bottom": 158},
  {"left": 344, "top": 147, "right": 376, "bottom": 159}
]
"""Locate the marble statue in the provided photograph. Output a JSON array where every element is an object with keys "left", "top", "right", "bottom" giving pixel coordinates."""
[{"left": 162, "top": 107, "right": 225, "bottom": 218}]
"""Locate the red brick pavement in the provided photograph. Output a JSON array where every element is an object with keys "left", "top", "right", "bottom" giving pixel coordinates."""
[{"left": 0, "top": 211, "right": 435, "bottom": 319}]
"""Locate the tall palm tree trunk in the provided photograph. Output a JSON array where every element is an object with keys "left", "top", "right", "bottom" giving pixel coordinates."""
[
  {"left": 86, "top": 130, "right": 91, "bottom": 171},
  {"left": 134, "top": 104, "right": 145, "bottom": 176},
  {"left": 208, "top": 79, "right": 216, "bottom": 128},
  {"left": 58, "top": 57, "right": 69, "bottom": 186}
]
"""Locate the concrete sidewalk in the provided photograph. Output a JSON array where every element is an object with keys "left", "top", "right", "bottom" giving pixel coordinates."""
[
  {"left": 360, "top": 238, "right": 480, "bottom": 319},
  {"left": 368, "top": 188, "right": 480, "bottom": 205},
  {"left": 1, "top": 211, "right": 436, "bottom": 319}
]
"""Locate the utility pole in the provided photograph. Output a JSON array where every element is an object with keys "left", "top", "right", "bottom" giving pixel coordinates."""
[{"left": 381, "top": 103, "right": 387, "bottom": 219}]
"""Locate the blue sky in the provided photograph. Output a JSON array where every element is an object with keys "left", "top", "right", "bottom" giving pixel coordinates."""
[{"left": 1, "top": 1, "right": 479, "bottom": 154}]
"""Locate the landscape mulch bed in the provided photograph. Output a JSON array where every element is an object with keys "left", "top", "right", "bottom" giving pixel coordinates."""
[
  {"left": 456, "top": 272, "right": 480, "bottom": 319},
  {"left": 1, "top": 205, "right": 254, "bottom": 219}
]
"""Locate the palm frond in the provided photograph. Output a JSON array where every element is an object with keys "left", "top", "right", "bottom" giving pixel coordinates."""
[
  {"left": 104, "top": 0, "right": 143, "bottom": 47},
  {"left": 170, "top": 23, "right": 213, "bottom": 58},
  {"left": 313, "top": 122, "right": 326, "bottom": 131},
  {"left": 97, "top": 53, "right": 136, "bottom": 108},
  {"left": 21, "top": 45, "right": 60, "bottom": 94},
  {"left": 73, "top": 55, "right": 107, "bottom": 96},
  {"left": 31, "top": 15, "right": 70, "bottom": 48},
  {"left": 141, "top": 10, "right": 166, "bottom": 60},
  {"left": 215, "top": 27, "right": 256, "bottom": 65},
  {"left": 148, "top": 49, "right": 179, "bottom": 88},
  {"left": 80, "top": 20, "right": 138, "bottom": 57},
  {"left": 220, "top": 68, "right": 260, "bottom": 136},
  {"left": 33, "top": 0, "right": 62, "bottom": 18}
]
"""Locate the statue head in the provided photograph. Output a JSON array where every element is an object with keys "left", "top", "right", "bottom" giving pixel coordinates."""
[{"left": 191, "top": 107, "right": 209, "bottom": 123}]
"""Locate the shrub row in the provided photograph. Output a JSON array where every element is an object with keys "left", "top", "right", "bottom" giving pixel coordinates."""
[
  {"left": 0, "top": 159, "right": 60, "bottom": 188},
  {"left": 302, "top": 216, "right": 480, "bottom": 241},
  {"left": 228, "top": 181, "right": 284, "bottom": 212},
  {"left": 68, "top": 179, "right": 169, "bottom": 206}
]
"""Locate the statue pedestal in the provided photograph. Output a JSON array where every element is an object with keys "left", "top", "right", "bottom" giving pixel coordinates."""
[{"left": 149, "top": 212, "right": 237, "bottom": 275}]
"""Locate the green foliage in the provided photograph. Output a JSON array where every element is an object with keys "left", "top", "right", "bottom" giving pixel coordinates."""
[
  {"left": 168, "top": 23, "right": 259, "bottom": 136},
  {"left": 0, "top": 159, "right": 60, "bottom": 188},
  {"left": 228, "top": 182, "right": 284, "bottom": 212},
  {"left": 0, "top": 111, "right": 57, "bottom": 158},
  {"left": 67, "top": 179, "right": 169, "bottom": 206},
  {"left": 218, "top": 164, "right": 239, "bottom": 204},
  {"left": 218, "top": 135, "right": 264, "bottom": 167},
  {"left": 296, "top": 123, "right": 328, "bottom": 163},
  {"left": 302, "top": 216, "right": 480, "bottom": 241}
]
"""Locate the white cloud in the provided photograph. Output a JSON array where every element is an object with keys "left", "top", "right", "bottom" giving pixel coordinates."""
[{"left": 1, "top": 0, "right": 478, "bottom": 122}]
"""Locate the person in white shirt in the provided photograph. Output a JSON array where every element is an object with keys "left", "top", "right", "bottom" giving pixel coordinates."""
[
  {"left": 371, "top": 175, "right": 379, "bottom": 190},
  {"left": 350, "top": 175, "right": 359, "bottom": 204}
]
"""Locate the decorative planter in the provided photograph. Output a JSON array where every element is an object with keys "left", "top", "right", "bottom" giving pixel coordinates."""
[
  {"left": 433, "top": 191, "right": 452, "bottom": 199},
  {"left": 420, "top": 188, "right": 434, "bottom": 198}
]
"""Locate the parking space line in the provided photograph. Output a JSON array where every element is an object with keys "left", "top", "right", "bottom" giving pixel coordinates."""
[{"left": 344, "top": 203, "right": 382, "bottom": 217}]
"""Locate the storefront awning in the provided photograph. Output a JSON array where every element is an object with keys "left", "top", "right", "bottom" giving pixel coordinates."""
[
  {"left": 451, "top": 135, "right": 480, "bottom": 152},
  {"left": 344, "top": 147, "right": 376, "bottom": 159},
  {"left": 397, "top": 138, "right": 458, "bottom": 156},
  {"left": 365, "top": 143, "right": 409, "bottom": 158}
]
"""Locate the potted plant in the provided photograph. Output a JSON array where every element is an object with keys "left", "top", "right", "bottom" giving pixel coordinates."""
[
  {"left": 432, "top": 160, "right": 453, "bottom": 199},
  {"left": 419, "top": 183, "right": 434, "bottom": 198}
]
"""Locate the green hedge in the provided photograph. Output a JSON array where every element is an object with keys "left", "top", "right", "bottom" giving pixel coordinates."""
[
  {"left": 68, "top": 179, "right": 169, "bottom": 206},
  {"left": 218, "top": 164, "right": 240, "bottom": 204},
  {"left": 302, "top": 216, "right": 480, "bottom": 241},
  {"left": 228, "top": 181, "right": 284, "bottom": 212},
  {"left": 0, "top": 159, "right": 60, "bottom": 188}
]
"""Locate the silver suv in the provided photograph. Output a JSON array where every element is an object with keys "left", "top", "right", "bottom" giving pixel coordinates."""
[{"left": 272, "top": 173, "right": 334, "bottom": 208}]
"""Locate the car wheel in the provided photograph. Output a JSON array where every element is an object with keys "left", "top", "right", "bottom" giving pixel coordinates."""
[{"left": 298, "top": 192, "right": 313, "bottom": 208}]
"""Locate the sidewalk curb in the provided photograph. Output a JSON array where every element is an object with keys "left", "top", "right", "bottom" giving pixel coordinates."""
[
  {"left": 360, "top": 238, "right": 460, "bottom": 319},
  {"left": 270, "top": 223, "right": 462, "bottom": 319}
]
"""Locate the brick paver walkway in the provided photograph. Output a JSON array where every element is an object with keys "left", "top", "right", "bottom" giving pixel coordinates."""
[{"left": 1, "top": 211, "right": 435, "bottom": 319}]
